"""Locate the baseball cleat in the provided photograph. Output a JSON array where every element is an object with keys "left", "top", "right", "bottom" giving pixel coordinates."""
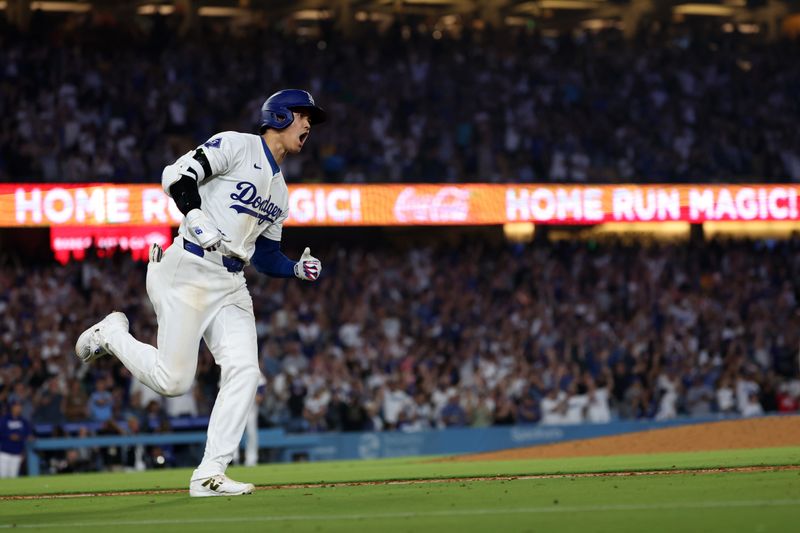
[
  {"left": 189, "top": 475, "right": 255, "bottom": 497},
  {"left": 74, "top": 312, "right": 129, "bottom": 363}
]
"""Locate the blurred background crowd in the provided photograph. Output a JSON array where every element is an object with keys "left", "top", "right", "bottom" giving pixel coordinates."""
[
  {"left": 2, "top": 1, "right": 800, "bottom": 477},
  {"left": 2, "top": 14, "right": 800, "bottom": 185},
  {"left": 2, "top": 236, "right": 800, "bottom": 472}
]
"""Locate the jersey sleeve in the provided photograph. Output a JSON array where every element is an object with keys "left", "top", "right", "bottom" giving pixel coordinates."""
[
  {"left": 197, "top": 131, "right": 245, "bottom": 180},
  {"left": 259, "top": 209, "right": 289, "bottom": 242}
]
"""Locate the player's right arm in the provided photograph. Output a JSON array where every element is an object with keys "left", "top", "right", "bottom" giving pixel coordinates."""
[{"left": 160, "top": 133, "right": 239, "bottom": 251}]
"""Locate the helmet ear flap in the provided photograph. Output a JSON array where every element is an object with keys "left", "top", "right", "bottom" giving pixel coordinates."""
[
  {"left": 272, "top": 110, "right": 288, "bottom": 124},
  {"left": 259, "top": 106, "right": 294, "bottom": 132}
]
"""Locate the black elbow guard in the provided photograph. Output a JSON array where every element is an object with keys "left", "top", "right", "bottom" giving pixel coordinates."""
[
  {"left": 193, "top": 148, "right": 213, "bottom": 178},
  {"left": 169, "top": 176, "right": 202, "bottom": 215}
]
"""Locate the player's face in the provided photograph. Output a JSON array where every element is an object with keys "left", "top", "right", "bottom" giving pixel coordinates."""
[{"left": 283, "top": 111, "right": 312, "bottom": 153}]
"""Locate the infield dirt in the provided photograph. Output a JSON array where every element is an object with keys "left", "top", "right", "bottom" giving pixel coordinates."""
[{"left": 453, "top": 416, "right": 800, "bottom": 461}]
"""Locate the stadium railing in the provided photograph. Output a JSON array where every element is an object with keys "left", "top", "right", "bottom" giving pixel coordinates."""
[{"left": 26, "top": 428, "right": 321, "bottom": 476}]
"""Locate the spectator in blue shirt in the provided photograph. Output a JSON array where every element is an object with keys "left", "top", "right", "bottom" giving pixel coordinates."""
[
  {"left": 33, "top": 377, "right": 65, "bottom": 425},
  {"left": 516, "top": 395, "right": 540, "bottom": 425},
  {"left": 0, "top": 401, "right": 32, "bottom": 478},
  {"left": 88, "top": 376, "right": 114, "bottom": 423},
  {"left": 440, "top": 394, "right": 468, "bottom": 428}
]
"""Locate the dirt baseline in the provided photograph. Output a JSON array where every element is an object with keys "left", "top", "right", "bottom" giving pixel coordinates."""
[
  {"left": 3, "top": 465, "right": 798, "bottom": 501},
  {"left": 453, "top": 416, "right": 800, "bottom": 462}
]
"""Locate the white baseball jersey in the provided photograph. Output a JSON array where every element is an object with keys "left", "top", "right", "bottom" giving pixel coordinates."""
[{"left": 177, "top": 131, "right": 289, "bottom": 260}]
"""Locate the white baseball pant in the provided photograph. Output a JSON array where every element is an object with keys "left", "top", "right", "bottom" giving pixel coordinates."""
[
  {"left": 0, "top": 451, "right": 23, "bottom": 478},
  {"left": 103, "top": 236, "right": 260, "bottom": 480}
]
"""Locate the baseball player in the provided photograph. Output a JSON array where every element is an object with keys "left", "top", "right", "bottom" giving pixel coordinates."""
[
  {"left": 0, "top": 400, "right": 32, "bottom": 478},
  {"left": 75, "top": 89, "right": 325, "bottom": 497}
]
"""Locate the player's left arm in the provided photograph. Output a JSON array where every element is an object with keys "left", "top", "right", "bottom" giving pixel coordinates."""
[
  {"left": 250, "top": 236, "right": 321, "bottom": 281},
  {"left": 252, "top": 209, "right": 321, "bottom": 280}
]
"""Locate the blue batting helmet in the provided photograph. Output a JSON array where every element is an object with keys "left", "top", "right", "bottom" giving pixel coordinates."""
[{"left": 259, "top": 89, "right": 326, "bottom": 133}]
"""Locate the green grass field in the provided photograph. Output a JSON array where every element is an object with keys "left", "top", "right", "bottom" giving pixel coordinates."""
[{"left": 1, "top": 447, "right": 799, "bottom": 532}]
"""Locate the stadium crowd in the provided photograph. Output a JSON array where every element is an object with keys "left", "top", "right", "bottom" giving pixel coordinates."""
[
  {"left": 1, "top": 237, "right": 800, "bottom": 473},
  {"left": 1, "top": 14, "right": 800, "bottom": 185}
]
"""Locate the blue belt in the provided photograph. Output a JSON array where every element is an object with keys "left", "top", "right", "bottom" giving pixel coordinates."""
[{"left": 183, "top": 240, "right": 245, "bottom": 273}]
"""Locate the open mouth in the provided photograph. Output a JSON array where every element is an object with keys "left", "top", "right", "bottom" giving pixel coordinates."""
[{"left": 299, "top": 132, "right": 309, "bottom": 143}]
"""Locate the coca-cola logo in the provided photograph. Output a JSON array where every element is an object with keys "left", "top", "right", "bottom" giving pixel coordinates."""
[{"left": 393, "top": 187, "right": 471, "bottom": 223}]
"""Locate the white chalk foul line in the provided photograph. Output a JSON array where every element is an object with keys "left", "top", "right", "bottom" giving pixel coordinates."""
[{"left": 1, "top": 499, "right": 799, "bottom": 529}]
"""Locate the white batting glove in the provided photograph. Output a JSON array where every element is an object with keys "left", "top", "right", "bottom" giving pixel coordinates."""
[
  {"left": 294, "top": 247, "right": 321, "bottom": 281},
  {"left": 149, "top": 242, "right": 163, "bottom": 263},
  {"left": 185, "top": 208, "right": 231, "bottom": 251}
]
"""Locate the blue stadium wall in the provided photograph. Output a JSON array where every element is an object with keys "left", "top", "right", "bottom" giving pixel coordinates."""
[{"left": 299, "top": 415, "right": 738, "bottom": 461}]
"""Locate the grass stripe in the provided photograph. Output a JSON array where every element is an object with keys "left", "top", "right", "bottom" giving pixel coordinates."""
[{"left": 2, "top": 499, "right": 799, "bottom": 529}]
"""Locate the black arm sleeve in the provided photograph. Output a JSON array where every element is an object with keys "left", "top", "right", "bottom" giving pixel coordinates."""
[{"left": 169, "top": 176, "right": 202, "bottom": 215}]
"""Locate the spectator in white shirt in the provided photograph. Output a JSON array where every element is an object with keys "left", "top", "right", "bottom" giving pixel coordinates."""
[
  {"left": 563, "top": 382, "right": 589, "bottom": 425},
  {"left": 716, "top": 376, "right": 736, "bottom": 414},
  {"left": 381, "top": 379, "right": 412, "bottom": 429},
  {"left": 586, "top": 376, "right": 612, "bottom": 423},
  {"left": 540, "top": 388, "right": 567, "bottom": 425},
  {"left": 740, "top": 392, "right": 765, "bottom": 418}
]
